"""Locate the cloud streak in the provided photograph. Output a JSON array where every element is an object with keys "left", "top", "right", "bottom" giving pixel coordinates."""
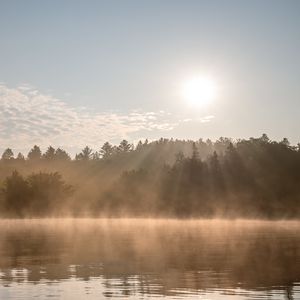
[
  {"left": 0, "top": 84, "right": 178, "bottom": 152},
  {"left": 0, "top": 84, "right": 215, "bottom": 154}
]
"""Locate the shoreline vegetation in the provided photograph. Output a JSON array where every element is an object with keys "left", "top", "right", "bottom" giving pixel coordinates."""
[{"left": 0, "top": 134, "right": 300, "bottom": 219}]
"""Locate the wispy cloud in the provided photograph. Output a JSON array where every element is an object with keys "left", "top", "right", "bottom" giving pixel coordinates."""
[
  {"left": 0, "top": 84, "right": 215, "bottom": 154},
  {"left": 200, "top": 115, "right": 215, "bottom": 123},
  {"left": 0, "top": 84, "right": 178, "bottom": 153}
]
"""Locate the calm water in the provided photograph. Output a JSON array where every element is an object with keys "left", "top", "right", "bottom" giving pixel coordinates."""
[{"left": 0, "top": 219, "right": 299, "bottom": 300}]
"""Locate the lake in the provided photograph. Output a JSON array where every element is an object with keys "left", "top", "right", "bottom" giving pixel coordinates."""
[{"left": 0, "top": 219, "right": 299, "bottom": 299}]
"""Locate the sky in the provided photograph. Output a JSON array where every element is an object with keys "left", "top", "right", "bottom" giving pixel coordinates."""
[{"left": 0, "top": 0, "right": 299, "bottom": 155}]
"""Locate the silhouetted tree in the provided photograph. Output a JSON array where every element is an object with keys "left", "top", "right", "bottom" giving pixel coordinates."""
[
  {"left": 100, "top": 142, "right": 116, "bottom": 159},
  {"left": 2, "top": 171, "right": 73, "bottom": 217},
  {"left": 2, "top": 171, "right": 29, "bottom": 217},
  {"left": 43, "top": 146, "right": 55, "bottom": 160},
  {"left": 117, "top": 140, "right": 133, "bottom": 153},
  {"left": 27, "top": 172, "right": 73, "bottom": 216},
  {"left": 27, "top": 145, "right": 42, "bottom": 160},
  {"left": 1, "top": 148, "right": 14, "bottom": 160},
  {"left": 260, "top": 133, "right": 270, "bottom": 143},
  {"left": 280, "top": 137, "right": 290, "bottom": 147},
  {"left": 76, "top": 146, "right": 93, "bottom": 160},
  {"left": 55, "top": 148, "right": 71, "bottom": 160},
  {"left": 16, "top": 152, "right": 25, "bottom": 161}
]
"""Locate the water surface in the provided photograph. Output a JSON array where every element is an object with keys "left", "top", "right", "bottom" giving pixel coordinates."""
[{"left": 0, "top": 219, "right": 299, "bottom": 299}]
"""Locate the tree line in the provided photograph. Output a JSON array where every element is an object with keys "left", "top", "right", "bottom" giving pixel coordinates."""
[
  {"left": 0, "top": 137, "right": 237, "bottom": 162},
  {"left": 0, "top": 134, "right": 300, "bottom": 218},
  {"left": 1, "top": 139, "right": 136, "bottom": 161}
]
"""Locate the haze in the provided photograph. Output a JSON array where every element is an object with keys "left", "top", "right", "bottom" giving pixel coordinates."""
[
  {"left": 0, "top": 0, "right": 300, "bottom": 154},
  {"left": 0, "top": 1, "right": 300, "bottom": 299}
]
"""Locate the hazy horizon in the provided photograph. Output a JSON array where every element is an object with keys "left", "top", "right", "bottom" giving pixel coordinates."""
[{"left": 1, "top": 0, "right": 300, "bottom": 155}]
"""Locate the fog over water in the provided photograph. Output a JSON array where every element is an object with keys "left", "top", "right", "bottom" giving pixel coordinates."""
[
  {"left": 1, "top": 0, "right": 299, "bottom": 299},
  {"left": 0, "top": 219, "right": 299, "bottom": 299}
]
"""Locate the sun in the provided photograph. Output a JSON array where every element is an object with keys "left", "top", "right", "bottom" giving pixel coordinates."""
[{"left": 182, "top": 76, "right": 217, "bottom": 107}]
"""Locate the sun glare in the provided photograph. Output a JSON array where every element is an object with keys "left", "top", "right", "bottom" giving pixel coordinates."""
[{"left": 183, "top": 76, "right": 217, "bottom": 107}]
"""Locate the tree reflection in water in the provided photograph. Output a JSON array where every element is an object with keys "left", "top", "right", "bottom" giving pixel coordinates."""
[{"left": 0, "top": 219, "right": 299, "bottom": 299}]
